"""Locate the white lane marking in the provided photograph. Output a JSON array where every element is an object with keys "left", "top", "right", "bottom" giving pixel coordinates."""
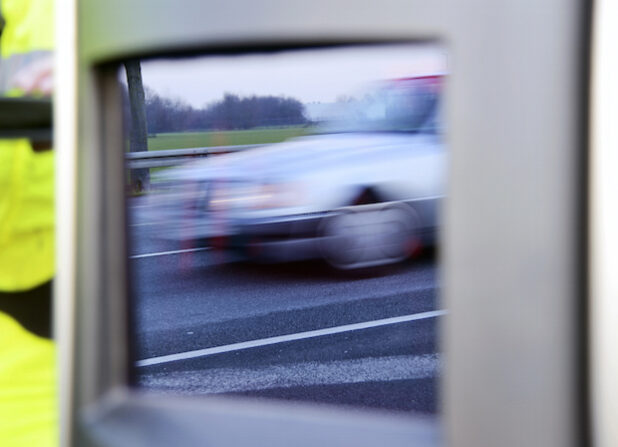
[
  {"left": 139, "top": 354, "right": 441, "bottom": 394},
  {"left": 130, "top": 247, "right": 210, "bottom": 259},
  {"left": 129, "top": 221, "right": 169, "bottom": 227},
  {"left": 136, "top": 309, "right": 446, "bottom": 367}
]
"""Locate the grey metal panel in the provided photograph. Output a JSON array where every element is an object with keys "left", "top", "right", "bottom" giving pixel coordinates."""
[
  {"left": 79, "top": 0, "right": 447, "bottom": 63},
  {"left": 67, "top": 0, "right": 588, "bottom": 446},
  {"left": 444, "top": 1, "right": 586, "bottom": 446},
  {"left": 73, "top": 67, "right": 130, "bottom": 412},
  {"left": 81, "top": 391, "right": 440, "bottom": 447}
]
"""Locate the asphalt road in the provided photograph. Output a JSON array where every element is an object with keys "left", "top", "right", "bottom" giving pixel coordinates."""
[{"left": 128, "top": 196, "right": 442, "bottom": 415}]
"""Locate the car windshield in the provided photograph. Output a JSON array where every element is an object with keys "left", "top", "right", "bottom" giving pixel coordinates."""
[{"left": 318, "top": 77, "right": 441, "bottom": 134}]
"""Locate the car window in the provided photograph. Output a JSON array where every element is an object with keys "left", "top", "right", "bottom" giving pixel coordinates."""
[{"left": 318, "top": 76, "right": 442, "bottom": 134}]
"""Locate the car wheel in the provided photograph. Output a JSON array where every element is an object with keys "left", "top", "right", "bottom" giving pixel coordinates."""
[{"left": 318, "top": 203, "right": 421, "bottom": 270}]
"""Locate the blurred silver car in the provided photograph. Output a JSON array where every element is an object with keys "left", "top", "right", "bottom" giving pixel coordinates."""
[{"left": 158, "top": 75, "right": 445, "bottom": 270}]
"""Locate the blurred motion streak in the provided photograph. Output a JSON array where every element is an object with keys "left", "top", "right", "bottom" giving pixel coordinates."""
[{"left": 140, "top": 75, "right": 445, "bottom": 271}]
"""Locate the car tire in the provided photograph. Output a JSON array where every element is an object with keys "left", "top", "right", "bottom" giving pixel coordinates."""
[{"left": 318, "top": 203, "right": 421, "bottom": 270}]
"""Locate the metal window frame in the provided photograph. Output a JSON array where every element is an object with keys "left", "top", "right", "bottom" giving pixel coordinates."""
[
  {"left": 589, "top": 1, "right": 618, "bottom": 446},
  {"left": 55, "top": 0, "right": 592, "bottom": 445}
]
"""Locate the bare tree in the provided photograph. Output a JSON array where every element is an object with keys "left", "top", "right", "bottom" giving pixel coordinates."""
[{"left": 124, "top": 60, "right": 150, "bottom": 192}]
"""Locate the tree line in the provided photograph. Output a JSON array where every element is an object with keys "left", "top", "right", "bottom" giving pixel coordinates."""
[{"left": 124, "top": 88, "right": 308, "bottom": 134}]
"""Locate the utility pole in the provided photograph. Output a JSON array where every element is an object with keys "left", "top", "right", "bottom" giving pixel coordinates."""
[{"left": 124, "top": 60, "right": 150, "bottom": 192}]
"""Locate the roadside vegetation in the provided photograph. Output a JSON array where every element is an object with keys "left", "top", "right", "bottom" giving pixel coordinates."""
[
  {"left": 147, "top": 126, "right": 311, "bottom": 151},
  {"left": 123, "top": 78, "right": 314, "bottom": 189}
]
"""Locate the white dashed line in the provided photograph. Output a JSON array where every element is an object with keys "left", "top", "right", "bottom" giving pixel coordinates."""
[
  {"left": 136, "top": 309, "right": 446, "bottom": 367},
  {"left": 130, "top": 247, "right": 211, "bottom": 259}
]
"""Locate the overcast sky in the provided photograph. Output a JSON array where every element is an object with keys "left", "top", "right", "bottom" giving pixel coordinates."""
[{"left": 124, "top": 44, "right": 447, "bottom": 108}]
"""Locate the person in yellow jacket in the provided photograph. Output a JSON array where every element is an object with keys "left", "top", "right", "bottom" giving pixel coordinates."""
[{"left": 0, "top": 0, "right": 57, "bottom": 446}]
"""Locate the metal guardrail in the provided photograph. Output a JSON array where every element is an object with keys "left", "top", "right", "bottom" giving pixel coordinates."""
[{"left": 125, "top": 144, "right": 265, "bottom": 169}]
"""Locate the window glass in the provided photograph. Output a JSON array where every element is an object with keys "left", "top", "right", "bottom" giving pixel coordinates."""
[{"left": 123, "top": 44, "right": 447, "bottom": 421}]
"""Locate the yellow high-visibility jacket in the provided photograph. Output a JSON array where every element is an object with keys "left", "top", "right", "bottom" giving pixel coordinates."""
[
  {"left": 0, "top": 0, "right": 54, "bottom": 292},
  {"left": 0, "top": 312, "right": 56, "bottom": 447},
  {"left": 0, "top": 1, "right": 57, "bottom": 446}
]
